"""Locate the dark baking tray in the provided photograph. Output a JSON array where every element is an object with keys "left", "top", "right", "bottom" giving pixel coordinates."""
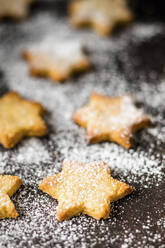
[{"left": 0, "top": 0, "right": 165, "bottom": 247}]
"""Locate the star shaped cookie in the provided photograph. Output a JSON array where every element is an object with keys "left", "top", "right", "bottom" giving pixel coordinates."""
[
  {"left": 0, "top": 0, "right": 34, "bottom": 19},
  {"left": 73, "top": 93, "right": 151, "bottom": 149},
  {"left": 39, "top": 159, "right": 133, "bottom": 220},
  {"left": 0, "top": 92, "right": 48, "bottom": 148},
  {"left": 0, "top": 175, "right": 22, "bottom": 218},
  {"left": 23, "top": 39, "right": 90, "bottom": 82},
  {"left": 69, "top": 0, "right": 133, "bottom": 36}
]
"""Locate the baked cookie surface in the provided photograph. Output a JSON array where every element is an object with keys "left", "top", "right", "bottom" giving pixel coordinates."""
[
  {"left": 69, "top": 0, "right": 133, "bottom": 36},
  {"left": 39, "top": 159, "right": 133, "bottom": 221},
  {"left": 23, "top": 39, "right": 90, "bottom": 82},
  {"left": 0, "top": 3, "right": 164, "bottom": 246},
  {"left": 0, "top": 92, "right": 48, "bottom": 148},
  {"left": 73, "top": 93, "right": 151, "bottom": 148},
  {"left": 0, "top": 175, "right": 22, "bottom": 218}
]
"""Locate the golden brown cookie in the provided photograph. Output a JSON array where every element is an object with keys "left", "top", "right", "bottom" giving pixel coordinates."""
[
  {"left": 69, "top": 0, "right": 133, "bottom": 36},
  {"left": 23, "top": 39, "right": 90, "bottom": 82},
  {"left": 0, "top": 175, "right": 22, "bottom": 218},
  {"left": 39, "top": 159, "right": 133, "bottom": 221},
  {"left": 73, "top": 93, "right": 151, "bottom": 149},
  {"left": 0, "top": 0, "right": 35, "bottom": 19},
  {"left": 0, "top": 92, "right": 48, "bottom": 148}
]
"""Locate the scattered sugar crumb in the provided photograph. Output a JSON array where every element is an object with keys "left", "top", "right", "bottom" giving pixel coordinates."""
[
  {"left": 0, "top": 5, "right": 164, "bottom": 248},
  {"left": 11, "top": 138, "right": 50, "bottom": 164}
]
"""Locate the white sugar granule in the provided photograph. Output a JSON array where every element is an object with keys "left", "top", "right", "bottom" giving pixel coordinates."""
[
  {"left": 11, "top": 138, "right": 50, "bottom": 165},
  {"left": 50, "top": 131, "right": 164, "bottom": 187},
  {"left": 0, "top": 8, "right": 164, "bottom": 248},
  {"left": 130, "top": 23, "right": 163, "bottom": 42},
  {"left": 25, "top": 37, "right": 89, "bottom": 77},
  {"left": 0, "top": 152, "right": 10, "bottom": 174}
]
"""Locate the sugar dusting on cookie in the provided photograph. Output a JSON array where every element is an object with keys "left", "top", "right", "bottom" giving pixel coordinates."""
[
  {"left": 73, "top": 93, "right": 151, "bottom": 148},
  {"left": 39, "top": 159, "right": 133, "bottom": 220},
  {"left": 23, "top": 38, "right": 90, "bottom": 82},
  {"left": 0, "top": 175, "right": 22, "bottom": 218},
  {"left": 0, "top": 9, "right": 164, "bottom": 248}
]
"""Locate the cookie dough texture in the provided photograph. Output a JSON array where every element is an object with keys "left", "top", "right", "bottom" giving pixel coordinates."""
[
  {"left": 0, "top": 175, "right": 22, "bottom": 218},
  {"left": 0, "top": 92, "right": 48, "bottom": 148},
  {"left": 39, "top": 159, "right": 133, "bottom": 220}
]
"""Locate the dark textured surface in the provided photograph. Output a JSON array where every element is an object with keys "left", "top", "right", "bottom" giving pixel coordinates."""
[{"left": 0, "top": 1, "right": 165, "bottom": 247}]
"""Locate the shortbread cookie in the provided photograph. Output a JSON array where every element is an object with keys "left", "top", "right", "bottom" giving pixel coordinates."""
[
  {"left": 39, "top": 159, "right": 133, "bottom": 220},
  {"left": 23, "top": 39, "right": 90, "bottom": 82},
  {"left": 69, "top": 0, "right": 133, "bottom": 36},
  {"left": 0, "top": 92, "right": 48, "bottom": 148},
  {"left": 0, "top": 0, "right": 34, "bottom": 19},
  {"left": 0, "top": 175, "right": 22, "bottom": 218},
  {"left": 73, "top": 93, "right": 151, "bottom": 149}
]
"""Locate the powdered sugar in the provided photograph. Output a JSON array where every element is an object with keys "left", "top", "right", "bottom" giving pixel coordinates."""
[
  {"left": 11, "top": 138, "right": 50, "bottom": 164},
  {"left": 0, "top": 3, "right": 164, "bottom": 248},
  {"left": 24, "top": 37, "right": 89, "bottom": 81},
  {"left": 0, "top": 192, "right": 11, "bottom": 206},
  {"left": 29, "top": 38, "right": 86, "bottom": 62},
  {"left": 50, "top": 131, "right": 164, "bottom": 188},
  {"left": 40, "top": 159, "right": 132, "bottom": 221},
  {"left": 75, "top": 94, "right": 150, "bottom": 144}
]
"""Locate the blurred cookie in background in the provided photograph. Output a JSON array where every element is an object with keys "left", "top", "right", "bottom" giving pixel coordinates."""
[
  {"left": 69, "top": 0, "right": 133, "bottom": 36},
  {"left": 23, "top": 38, "right": 91, "bottom": 82},
  {"left": 0, "top": 0, "right": 35, "bottom": 19}
]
